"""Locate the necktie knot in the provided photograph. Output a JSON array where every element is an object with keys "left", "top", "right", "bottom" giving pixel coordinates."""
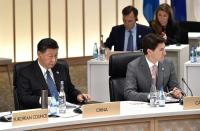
[{"left": 46, "top": 70, "right": 50, "bottom": 75}]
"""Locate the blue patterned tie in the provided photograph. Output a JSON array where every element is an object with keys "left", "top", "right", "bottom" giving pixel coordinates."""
[
  {"left": 46, "top": 70, "right": 59, "bottom": 99},
  {"left": 127, "top": 30, "right": 133, "bottom": 51}
]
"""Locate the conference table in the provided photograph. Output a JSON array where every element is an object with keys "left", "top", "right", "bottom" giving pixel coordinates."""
[{"left": 0, "top": 101, "right": 200, "bottom": 131}]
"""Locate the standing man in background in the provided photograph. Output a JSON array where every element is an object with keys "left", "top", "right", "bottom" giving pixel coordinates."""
[
  {"left": 17, "top": 38, "right": 91, "bottom": 109},
  {"left": 104, "top": 5, "right": 152, "bottom": 52}
]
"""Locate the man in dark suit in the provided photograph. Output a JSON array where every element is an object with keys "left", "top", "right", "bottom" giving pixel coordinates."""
[
  {"left": 104, "top": 5, "right": 152, "bottom": 52},
  {"left": 124, "top": 33, "right": 183, "bottom": 102},
  {"left": 17, "top": 38, "right": 91, "bottom": 109}
]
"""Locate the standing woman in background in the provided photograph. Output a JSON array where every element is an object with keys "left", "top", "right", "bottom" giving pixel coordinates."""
[{"left": 150, "top": 3, "right": 181, "bottom": 45}]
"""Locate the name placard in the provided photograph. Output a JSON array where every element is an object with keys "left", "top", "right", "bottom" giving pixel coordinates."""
[
  {"left": 12, "top": 108, "right": 48, "bottom": 127},
  {"left": 183, "top": 96, "right": 200, "bottom": 110},
  {"left": 82, "top": 102, "right": 120, "bottom": 118}
]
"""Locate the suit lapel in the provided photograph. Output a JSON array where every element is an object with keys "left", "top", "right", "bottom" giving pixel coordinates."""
[
  {"left": 33, "top": 61, "right": 48, "bottom": 90},
  {"left": 52, "top": 65, "right": 60, "bottom": 92},
  {"left": 136, "top": 24, "right": 140, "bottom": 49},
  {"left": 140, "top": 56, "right": 152, "bottom": 86},
  {"left": 157, "top": 62, "right": 164, "bottom": 90},
  {"left": 120, "top": 26, "right": 125, "bottom": 50}
]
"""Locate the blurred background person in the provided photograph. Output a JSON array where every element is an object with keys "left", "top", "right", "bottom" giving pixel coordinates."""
[
  {"left": 150, "top": 3, "right": 181, "bottom": 45},
  {"left": 104, "top": 5, "right": 152, "bottom": 53}
]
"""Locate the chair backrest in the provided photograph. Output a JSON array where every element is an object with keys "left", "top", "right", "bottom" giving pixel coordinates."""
[
  {"left": 13, "top": 62, "right": 32, "bottom": 110},
  {"left": 13, "top": 59, "right": 68, "bottom": 110},
  {"left": 109, "top": 52, "right": 143, "bottom": 101},
  {"left": 179, "top": 21, "right": 200, "bottom": 32},
  {"left": 179, "top": 21, "right": 200, "bottom": 44}
]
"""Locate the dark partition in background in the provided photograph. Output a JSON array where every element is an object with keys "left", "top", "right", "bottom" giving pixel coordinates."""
[{"left": 179, "top": 21, "right": 200, "bottom": 44}]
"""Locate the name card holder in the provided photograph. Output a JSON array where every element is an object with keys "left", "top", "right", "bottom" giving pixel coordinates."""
[
  {"left": 12, "top": 108, "right": 48, "bottom": 127},
  {"left": 82, "top": 102, "right": 120, "bottom": 118},
  {"left": 183, "top": 96, "right": 200, "bottom": 110}
]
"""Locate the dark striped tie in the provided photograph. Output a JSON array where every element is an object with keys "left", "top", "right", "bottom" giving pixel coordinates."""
[{"left": 127, "top": 30, "right": 133, "bottom": 51}]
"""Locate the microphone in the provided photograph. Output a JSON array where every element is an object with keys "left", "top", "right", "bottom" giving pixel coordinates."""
[
  {"left": 182, "top": 78, "right": 193, "bottom": 96},
  {"left": 179, "top": 78, "right": 193, "bottom": 105}
]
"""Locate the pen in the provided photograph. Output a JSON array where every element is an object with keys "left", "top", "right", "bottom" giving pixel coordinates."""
[{"left": 166, "top": 91, "right": 173, "bottom": 96}]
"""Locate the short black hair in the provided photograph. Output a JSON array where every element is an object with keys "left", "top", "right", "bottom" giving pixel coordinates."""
[
  {"left": 142, "top": 33, "right": 165, "bottom": 55},
  {"left": 37, "top": 38, "right": 59, "bottom": 53},
  {"left": 122, "top": 5, "right": 138, "bottom": 21}
]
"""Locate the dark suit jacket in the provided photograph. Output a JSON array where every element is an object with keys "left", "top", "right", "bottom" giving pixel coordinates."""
[
  {"left": 124, "top": 55, "right": 179, "bottom": 102},
  {"left": 17, "top": 60, "right": 81, "bottom": 109},
  {"left": 104, "top": 24, "right": 152, "bottom": 51},
  {"left": 165, "top": 22, "right": 181, "bottom": 45},
  {"left": 150, "top": 21, "right": 182, "bottom": 45}
]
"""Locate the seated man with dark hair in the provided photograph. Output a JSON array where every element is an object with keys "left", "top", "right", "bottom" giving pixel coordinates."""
[
  {"left": 124, "top": 33, "right": 182, "bottom": 102},
  {"left": 17, "top": 38, "right": 91, "bottom": 109}
]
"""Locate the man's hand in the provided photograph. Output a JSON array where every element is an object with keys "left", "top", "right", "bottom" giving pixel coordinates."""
[
  {"left": 105, "top": 48, "right": 111, "bottom": 60},
  {"left": 172, "top": 87, "right": 183, "bottom": 99},
  {"left": 160, "top": 32, "right": 167, "bottom": 40},
  {"left": 77, "top": 94, "right": 92, "bottom": 103}
]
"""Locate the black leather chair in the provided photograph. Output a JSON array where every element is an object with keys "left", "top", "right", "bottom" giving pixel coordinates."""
[
  {"left": 13, "top": 62, "right": 31, "bottom": 110},
  {"left": 13, "top": 59, "right": 68, "bottom": 110},
  {"left": 109, "top": 52, "right": 143, "bottom": 101}
]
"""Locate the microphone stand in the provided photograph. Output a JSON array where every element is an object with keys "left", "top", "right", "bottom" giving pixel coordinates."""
[
  {"left": 182, "top": 78, "right": 193, "bottom": 96},
  {"left": 179, "top": 78, "right": 194, "bottom": 105}
]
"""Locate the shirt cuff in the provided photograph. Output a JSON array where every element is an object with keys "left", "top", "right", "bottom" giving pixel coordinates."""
[
  {"left": 39, "top": 97, "right": 41, "bottom": 104},
  {"left": 147, "top": 93, "right": 150, "bottom": 100}
]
